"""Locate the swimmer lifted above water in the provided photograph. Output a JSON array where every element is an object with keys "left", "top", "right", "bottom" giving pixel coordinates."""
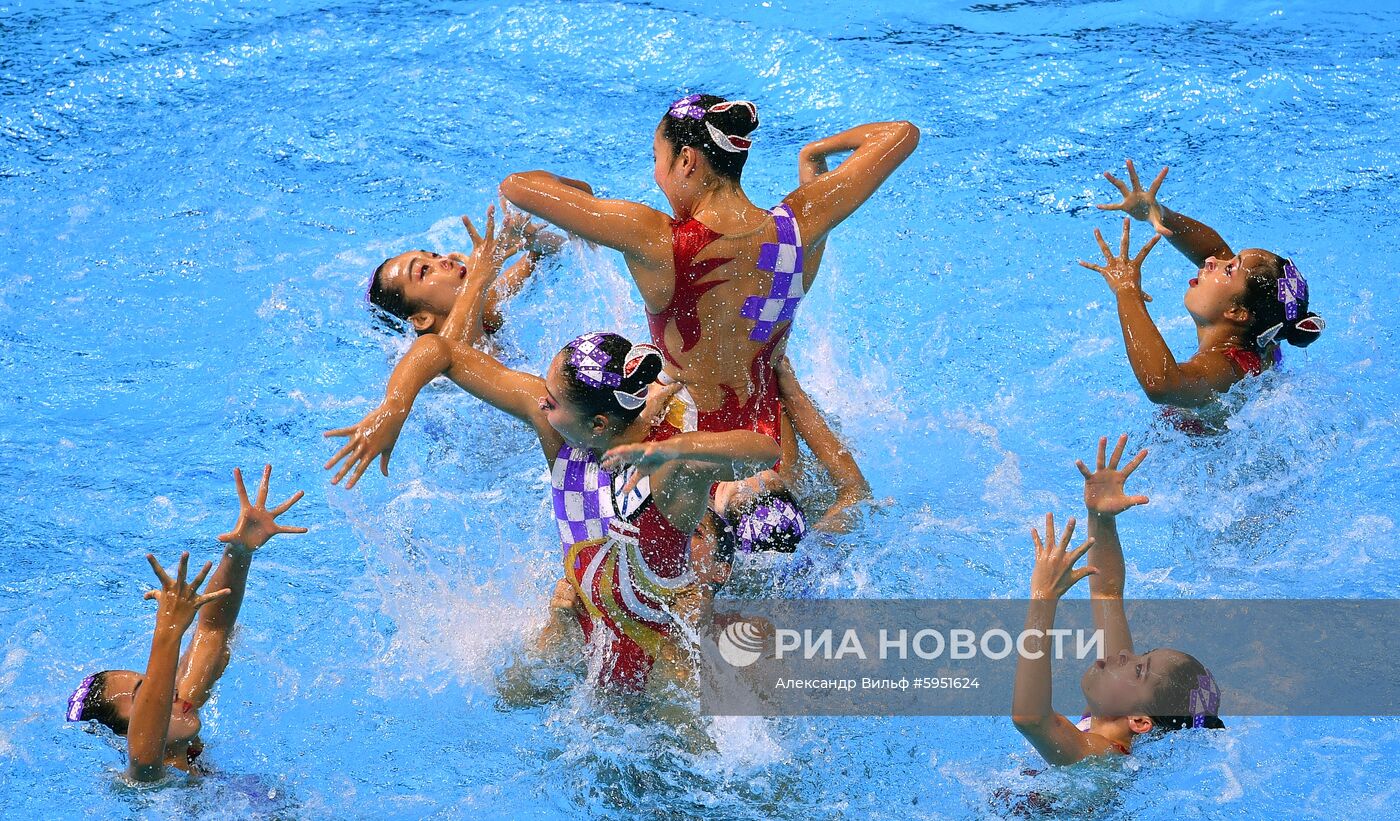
[
  {"left": 1081, "top": 160, "right": 1324, "bottom": 411},
  {"left": 325, "top": 219, "right": 778, "bottom": 689},
  {"left": 1011, "top": 436, "right": 1223, "bottom": 765},
  {"left": 66, "top": 467, "right": 305, "bottom": 781},
  {"left": 500, "top": 96, "right": 919, "bottom": 443},
  {"left": 683, "top": 355, "right": 873, "bottom": 594}
]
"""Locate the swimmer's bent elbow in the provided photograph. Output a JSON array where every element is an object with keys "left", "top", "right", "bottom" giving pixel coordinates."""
[
  {"left": 1012, "top": 713, "right": 1052, "bottom": 730},
  {"left": 894, "top": 120, "right": 920, "bottom": 148},
  {"left": 499, "top": 172, "right": 530, "bottom": 202}
]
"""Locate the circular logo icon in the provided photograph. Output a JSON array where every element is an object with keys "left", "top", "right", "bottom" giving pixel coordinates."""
[{"left": 717, "top": 619, "right": 766, "bottom": 667}]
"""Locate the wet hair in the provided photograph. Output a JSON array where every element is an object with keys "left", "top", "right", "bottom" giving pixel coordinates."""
[
  {"left": 660, "top": 94, "right": 759, "bottom": 182},
  {"left": 366, "top": 256, "right": 422, "bottom": 334},
  {"left": 558, "top": 332, "right": 665, "bottom": 426},
  {"left": 1142, "top": 651, "right": 1226, "bottom": 733},
  {"left": 714, "top": 485, "right": 807, "bottom": 562},
  {"left": 74, "top": 671, "right": 130, "bottom": 736},
  {"left": 1239, "top": 252, "right": 1324, "bottom": 350}
]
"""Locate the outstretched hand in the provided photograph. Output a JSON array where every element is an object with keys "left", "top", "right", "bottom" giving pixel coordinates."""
[
  {"left": 460, "top": 204, "right": 502, "bottom": 265},
  {"left": 217, "top": 465, "right": 308, "bottom": 549},
  {"left": 323, "top": 402, "right": 410, "bottom": 489},
  {"left": 1028, "top": 514, "right": 1096, "bottom": 601},
  {"left": 497, "top": 197, "right": 535, "bottom": 260},
  {"left": 1079, "top": 218, "right": 1160, "bottom": 301},
  {"left": 601, "top": 441, "right": 678, "bottom": 497},
  {"left": 1076, "top": 435, "right": 1149, "bottom": 518},
  {"left": 1096, "top": 158, "right": 1172, "bottom": 237},
  {"left": 457, "top": 201, "right": 561, "bottom": 266},
  {"left": 144, "top": 551, "right": 230, "bottom": 633}
]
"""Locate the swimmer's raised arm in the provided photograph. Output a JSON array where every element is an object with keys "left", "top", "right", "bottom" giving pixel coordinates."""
[
  {"left": 500, "top": 171, "right": 673, "bottom": 274},
  {"left": 787, "top": 120, "right": 920, "bottom": 246},
  {"left": 175, "top": 467, "right": 306, "bottom": 709},
  {"left": 774, "top": 358, "right": 871, "bottom": 533},
  {"left": 1076, "top": 436, "right": 1148, "bottom": 658},
  {"left": 1096, "top": 159, "right": 1232, "bottom": 268},
  {"left": 1080, "top": 220, "right": 1235, "bottom": 407},
  {"left": 440, "top": 205, "right": 509, "bottom": 343},
  {"left": 126, "top": 553, "right": 229, "bottom": 782},
  {"left": 475, "top": 220, "right": 565, "bottom": 335},
  {"left": 433, "top": 209, "right": 556, "bottom": 437},
  {"left": 1011, "top": 515, "right": 1107, "bottom": 766}
]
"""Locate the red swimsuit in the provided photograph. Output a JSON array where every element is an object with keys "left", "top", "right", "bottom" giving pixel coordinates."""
[
  {"left": 645, "top": 217, "right": 787, "bottom": 443},
  {"left": 562, "top": 420, "right": 696, "bottom": 688},
  {"left": 1161, "top": 347, "right": 1265, "bottom": 434}
]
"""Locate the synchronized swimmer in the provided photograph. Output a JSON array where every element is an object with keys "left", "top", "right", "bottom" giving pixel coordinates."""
[
  {"left": 66, "top": 467, "right": 305, "bottom": 782},
  {"left": 1082, "top": 159, "right": 1324, "bottom": 428},
  {"left": 68, "top": 93, "right": 1323, "bottom": 783}
]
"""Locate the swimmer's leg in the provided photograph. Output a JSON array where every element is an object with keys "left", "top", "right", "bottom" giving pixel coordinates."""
[{"left": 533, "top": 577, "right": 583, "bottom": 659}]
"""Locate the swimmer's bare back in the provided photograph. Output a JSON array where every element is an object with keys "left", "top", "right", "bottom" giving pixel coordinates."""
[{"left": 502, "top": 117, "right": 919, "bottom": 419}]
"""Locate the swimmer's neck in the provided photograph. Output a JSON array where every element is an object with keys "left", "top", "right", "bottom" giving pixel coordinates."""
[
  {"left": 684, "top": 182, "right": 760, "bottom": 229},
  {"left": 1193, "top": 320, "right": 1246, "bottom": 354},
  {"left": 1086, "top": 715, "right": 1135, "bottom": 749}
]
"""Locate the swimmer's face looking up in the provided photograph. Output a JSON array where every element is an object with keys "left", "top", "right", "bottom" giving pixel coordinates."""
[
  {"left": 1080, "top": 647, "right": 1193, "bottom": 718},
  {"left": 373, "top": 250, "right": 471, "bottom": 332},
  {"left": 1183, "top": 248, "right": 1269, "bottom": 328},
  {"left": 88, "top": 669, "right": 202, "bottom": 742}
]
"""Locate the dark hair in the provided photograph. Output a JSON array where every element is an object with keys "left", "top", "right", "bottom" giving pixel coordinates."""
[
  {"left": 1142, "top": 651, "right": 1225, "bottom": 733},
  {"left": 78, "top": 671, "right": 130, "bottom": 736},
  {"left": 558, "top": 332, "right": 665, "bottom": 425},
  {"left": 367, "top": 256, "right": 420, "bottom": 333},
  {"left": 1239, "top": 251, "right": 1323, "bottom": 350},
  {"left": 715, "top": 485, "right": 806, "bottom": 561},
  {"left": 660, "top": 94, "right": 759, "bottom": 182}
]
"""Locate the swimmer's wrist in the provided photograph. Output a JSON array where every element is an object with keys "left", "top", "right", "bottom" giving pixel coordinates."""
[
  {"left": 1113, "top": 285, "right": 1147, "bottom": 302},
  {"left": 378, "top": 394, "right": 414, "bottom": 414},
  {"left": 223, "top": 540, "right": 257, "bottom": 558}
]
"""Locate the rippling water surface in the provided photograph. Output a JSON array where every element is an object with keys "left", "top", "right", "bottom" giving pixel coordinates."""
[{"left": 2, "top": 1, "right": 1398, "bottom": 818}]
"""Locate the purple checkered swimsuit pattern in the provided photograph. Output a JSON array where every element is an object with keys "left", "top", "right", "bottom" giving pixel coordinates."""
[
  {"left": 740, "top": 204, "right": 806, "bottom": 342},
  {"left": 551, "top": 442, "right": 617, "bottom": 549}
]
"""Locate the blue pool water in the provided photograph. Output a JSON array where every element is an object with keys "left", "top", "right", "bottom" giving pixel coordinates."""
[{"left": 2, "top": 0, "right": 1398, "bottom": 817}]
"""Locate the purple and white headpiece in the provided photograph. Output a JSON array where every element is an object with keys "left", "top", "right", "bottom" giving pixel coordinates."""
[
  {"left": 567, "top": 332, "right": 622, "bottom": 390},
  {"left": 564, "top": 332, "right": 662, "bottom": 411},
  {"left": 66, "top": 673, "right": 97, "bottom": 722},
  {"left": 1188, "top": 672, "right": 1221, "bottom": 728},
  {"left": 668, "top": 94, "right": 706, "bottom": 121},
  {"left": 736, "top": 497, "right": 807, "bottom": 553},
  {"left": 1255, "top": 260, "right": 1324, "bottom": 349},
  {"left": 1278, "top": 260, "right": 1308, "bottom": 322},
  {"left": 667, "top": 95, "right": 757, "bottom": 153}
]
